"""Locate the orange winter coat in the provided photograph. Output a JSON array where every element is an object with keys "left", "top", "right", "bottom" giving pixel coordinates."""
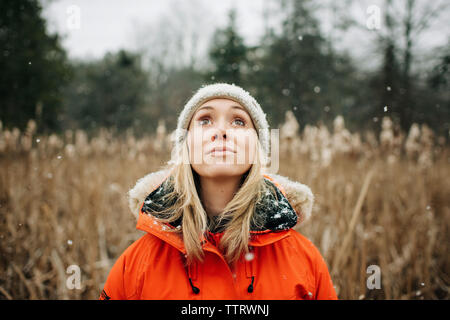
[{"left": 100, "top": 170, "right": 338, "bottom": 300}]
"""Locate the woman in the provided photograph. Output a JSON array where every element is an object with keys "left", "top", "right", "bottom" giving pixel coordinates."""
[{"left": 100, "top": 83, "right": 338, "bottom": 300}]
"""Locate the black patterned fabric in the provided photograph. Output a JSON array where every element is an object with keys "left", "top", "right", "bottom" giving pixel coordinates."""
[{"left": 141, "top": 176, "right": 298, "bottom": 233}]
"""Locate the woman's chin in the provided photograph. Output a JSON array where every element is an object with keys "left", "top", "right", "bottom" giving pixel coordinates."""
[{"left": 200, "top": 164, "right": 250, "bottom": 178}]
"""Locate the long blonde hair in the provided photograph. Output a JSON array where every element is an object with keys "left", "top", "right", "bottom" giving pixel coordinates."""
[{"left": 150, "top": 136, "right": 274, "bottom": 266}]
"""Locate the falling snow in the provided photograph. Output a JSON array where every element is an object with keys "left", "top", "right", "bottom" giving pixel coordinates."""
[{"left": 245, "top": 252, "right": 255, "bottom": 261}]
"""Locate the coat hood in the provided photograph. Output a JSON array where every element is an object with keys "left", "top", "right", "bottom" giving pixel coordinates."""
[{"left": 127, "top": 168, "right": 314, "bottom": 228}]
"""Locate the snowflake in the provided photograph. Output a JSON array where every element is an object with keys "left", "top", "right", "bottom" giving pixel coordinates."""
[{"left": 245, "top": 252, "right": 255, "bottom": 261}]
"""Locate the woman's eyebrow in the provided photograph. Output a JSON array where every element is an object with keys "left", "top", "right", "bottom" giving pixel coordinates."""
[
  {"left": 197, "top": 105, "right": 246, "bottom": 111},
  {"left": 197, "top": 106, "right": 214, "bottom": 111},
  {"left": 194, "top": 105, "right": 250, "bottom": 120}
]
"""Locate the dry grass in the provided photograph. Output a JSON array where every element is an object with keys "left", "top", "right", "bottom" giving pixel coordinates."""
[{"left": 0, "top": 119, "right": 448, "bottom": 300}]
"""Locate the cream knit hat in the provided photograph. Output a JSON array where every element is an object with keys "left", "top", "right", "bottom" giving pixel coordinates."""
[{"left": 173, "top": 83, "right": 270, "bottom": 161}]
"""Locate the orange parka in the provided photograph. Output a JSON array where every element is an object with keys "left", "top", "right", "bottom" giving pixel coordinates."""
[{"left": 100, "top": 169, "right": 338, "bottom": 300}]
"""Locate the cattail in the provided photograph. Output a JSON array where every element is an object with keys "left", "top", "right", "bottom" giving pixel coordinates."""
[
  {"left": 64, "top": 144, "right": 76, "bottom": 158},
  {"left": 418, "top": 124, "right": 434, "bottom": 168},
  {"left": 380, "top": 117, "right": 394, "bottom": 150},
  {"left": 75, "top": 130, "right": 90, "bottom": 156},
  {"left": 154, "top": 119, "right": 168, "bottom": 153},
  {"left": 25, "top": 119, "right": 37, "bottom": 137},
  {"left": 8, "top": 128, "right": 21, "bottom": 152},
  {"left": 332, "top": 115, "right": 352, "bottom": 154},
  {"left": 351, "top": 133, "right": 362, "bottom": 154},
  {"left": 380, "top": 116, "right": 398, "bottom": 164},
  {"left": 317, "top": 123, "right": 333, "bottom": 167},
  {"left": 279, "top": 110, "right": 301, "bottom": 158},
  {"left": 47, "top": 134, "right": 64, "bottom": 153},
  {"left": 280, "top": 110, "right": 300, "bottom": 140},
  {"left": 405, "top": 123, "right": 421, "bottom": 160}
]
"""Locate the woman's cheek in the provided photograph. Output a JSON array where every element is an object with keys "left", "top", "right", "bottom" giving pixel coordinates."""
[{"left": 236, "top": 135, "right": 257, "bottom": 165}]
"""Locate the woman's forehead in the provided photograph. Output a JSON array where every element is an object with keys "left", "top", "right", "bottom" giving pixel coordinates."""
[
  {"left": 197, "top": 98, "right": 247, "bottom": 113},
  {"left": 188, "top": 97, "right": 256, "bottom": 129}
]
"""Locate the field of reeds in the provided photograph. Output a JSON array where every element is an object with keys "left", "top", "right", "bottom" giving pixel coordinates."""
[{"left": 0, "top": 115, "right": 448, "bottom": 300}]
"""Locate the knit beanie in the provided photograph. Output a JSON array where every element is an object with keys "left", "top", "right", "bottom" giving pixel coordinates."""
[{"left": 172, "top": 83, "right": 270, "bottom": 163}]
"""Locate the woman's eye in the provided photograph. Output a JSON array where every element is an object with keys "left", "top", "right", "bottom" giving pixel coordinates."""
[
  {"left": 199, "top": 118, "right": 211, "bottom": 126},
  {"left": 198, "top": 117, "right": 245, "bottom": 126}
]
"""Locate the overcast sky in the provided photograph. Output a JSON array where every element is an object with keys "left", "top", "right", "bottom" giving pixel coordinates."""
[
  {"left": 41, "top": 0, "right": 449, "bottom": 68},
  {"left": 42, "top": 0, "right": 265, "bottom": 59}
]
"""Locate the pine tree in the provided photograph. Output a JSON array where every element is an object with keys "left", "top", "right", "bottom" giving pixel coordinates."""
[
  {"left": 0, "top": 0, "right": 72, "bottom": 132},
  {"left": 207, "top": 8, "right": 248, "bottom": 86}
]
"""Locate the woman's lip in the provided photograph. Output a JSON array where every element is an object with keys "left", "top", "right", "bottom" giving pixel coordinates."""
[
  {"left": 208, "top": 147, "right": 236, "bottom": 154},
  {"left": 208, "top": 150, "right": 236, "bottom": 156}
]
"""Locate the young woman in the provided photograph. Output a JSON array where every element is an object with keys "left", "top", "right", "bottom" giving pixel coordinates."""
[{"left": 100, "top": 83, "right": 338, "bottom": 300}]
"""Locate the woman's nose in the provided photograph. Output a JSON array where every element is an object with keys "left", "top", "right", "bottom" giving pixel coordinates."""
[{"left": 211, "top": 131, "right": 227, "bottom": 142}]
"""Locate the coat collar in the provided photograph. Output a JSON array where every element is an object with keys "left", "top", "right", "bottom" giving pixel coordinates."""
[
  {"left": 129, "top": 168, "right": 315, "bottom": 249},
  {"left": 140, "top": 174, "right": 299, "bottom": 233},
  {"left": 128, "top": 168, "right": 315, "bottom": 225}
]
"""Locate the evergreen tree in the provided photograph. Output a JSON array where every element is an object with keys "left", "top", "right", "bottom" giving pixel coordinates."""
[
  {"left": 207, "top": 8, "right": 248, "bottom": 86},
  {"left": 62, "top": 50, "right": 150, "bottom": 134},
  {"left": 0, "top": 0, "right": 72, "bottom": 132},
  {"left": 250, "top": 0, "right": 360, "bottom": 129}
]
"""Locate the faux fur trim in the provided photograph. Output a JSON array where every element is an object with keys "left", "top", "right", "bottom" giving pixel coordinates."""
[
  {"left": 127, "top": 169, "right": 314, "bottom": 225},
  {"left": 127, "top": 168, "right": 173, "bottom": 220},
  {"left": 264, "top": 173, "right": 314, "bottom": 224}
]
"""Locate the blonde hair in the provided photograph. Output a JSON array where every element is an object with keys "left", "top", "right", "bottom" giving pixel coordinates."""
[{"left": 151, "top": 136, "right": 275, "bottom": 266}]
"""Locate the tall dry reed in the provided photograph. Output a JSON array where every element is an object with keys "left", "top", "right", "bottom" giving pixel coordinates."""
[{"left": 0, "top": 117, "right": 448, "bottom": 299}]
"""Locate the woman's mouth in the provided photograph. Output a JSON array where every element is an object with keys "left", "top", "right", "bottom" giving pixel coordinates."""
[
  {"left": 209, "top": 150, "right": 236, "bottom": 157},
  {"left": 207, "top": 146, "right": 236, "bottom": 156}
]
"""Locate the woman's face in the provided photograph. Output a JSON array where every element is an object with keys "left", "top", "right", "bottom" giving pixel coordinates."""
[{"left": 187, "top": 98, "right": 258, "bottom": 179}]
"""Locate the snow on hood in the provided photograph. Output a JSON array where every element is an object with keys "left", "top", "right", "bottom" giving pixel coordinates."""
[{"left": 127, "top": 168, "right": 314, "bottom": 226}]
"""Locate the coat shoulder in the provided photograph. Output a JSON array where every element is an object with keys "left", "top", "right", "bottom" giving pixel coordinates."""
[
  {"left": 121, "top": 233, "right": 167, "bottom": 263},
  {"left": 286, "top": 230, "right": 327, "bottom": 267}
]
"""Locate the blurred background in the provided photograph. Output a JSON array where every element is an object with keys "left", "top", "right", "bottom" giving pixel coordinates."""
[{"left": 0, "top": 0, "right": 449, "bottom": 300}]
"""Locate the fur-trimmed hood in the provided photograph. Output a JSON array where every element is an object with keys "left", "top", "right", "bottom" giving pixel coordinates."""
[{"left": 127, "top": 168, "right": 314, "bottom": 228}]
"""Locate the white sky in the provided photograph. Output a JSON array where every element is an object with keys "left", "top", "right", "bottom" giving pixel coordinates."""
[
  {"left": 42, "top": 0, "right": 449, "bottom": 69},
  {"left": 42, "top": 0, "right": 266, "bottom": 60}
]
